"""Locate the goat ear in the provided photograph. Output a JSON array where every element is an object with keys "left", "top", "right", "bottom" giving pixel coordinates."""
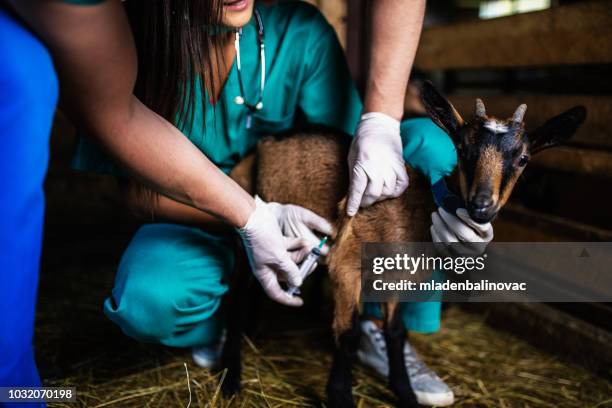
[
  {"left": 419, "top": 80, "right": 465, "bottom": 136},
  {"left": 528, "top": 106, "right": 586, "bottom": 155}
]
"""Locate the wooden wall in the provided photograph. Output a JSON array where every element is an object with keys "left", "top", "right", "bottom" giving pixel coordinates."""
[{"left": 303, "top": 0, "right": 348, "bottom": 48}]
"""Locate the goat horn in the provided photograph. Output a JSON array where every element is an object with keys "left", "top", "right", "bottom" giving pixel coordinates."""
[
  {"left": 512, "top": 104, "right": 527, "bottom": 123},
  {"left": 475, "top": 98, "right": 486, "bottom": 117}
]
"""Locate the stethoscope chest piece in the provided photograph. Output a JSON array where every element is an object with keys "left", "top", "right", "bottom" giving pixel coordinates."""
[
  {"left": 233, "top": 95, "right": 263, "bottom": 110},
  {"left": 234, "top": 9, "right": 266, "bottom": 116}
]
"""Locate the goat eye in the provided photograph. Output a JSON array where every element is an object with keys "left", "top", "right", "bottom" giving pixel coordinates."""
[{"left": 518, "top": 154, "right": 529, "bottom": 167}]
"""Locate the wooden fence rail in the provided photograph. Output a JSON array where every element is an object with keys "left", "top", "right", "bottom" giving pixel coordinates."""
[{"left": 415, "top": 1, "right": 612, "bottom": 70}]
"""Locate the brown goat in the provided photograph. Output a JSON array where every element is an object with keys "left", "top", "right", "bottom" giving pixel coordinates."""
[{"left": 222, "top": 81, "right": 587, "bottom": 407}]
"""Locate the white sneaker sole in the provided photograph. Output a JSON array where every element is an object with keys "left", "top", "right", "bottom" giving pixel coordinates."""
[
  {"left": 414, "top": 390, "right": 454, "bottom": 407},
  {"left": 357, "top": 350, "right": 454, "bottom": 407},
  {"left": 192, "top": 350, "right": 218, "bottom": 369}
]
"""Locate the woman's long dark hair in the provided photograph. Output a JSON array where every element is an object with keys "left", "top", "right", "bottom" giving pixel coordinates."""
[
  {"left": 124, "top": 0, "right": 226, "bottom": 129},
  {"left": 122, "top": 1, "right": 227, "bottom": 218}
]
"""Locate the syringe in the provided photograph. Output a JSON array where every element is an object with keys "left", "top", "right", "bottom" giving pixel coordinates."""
[{"left": 287, "top": 236, "right": 328, "bottom": 297}]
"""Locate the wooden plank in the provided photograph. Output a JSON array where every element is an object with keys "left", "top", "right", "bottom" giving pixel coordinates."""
[
  {"left": 462, "top": 303, "right": 612, "bottom": 376},
  {"left": 415, "top": 94, "right": 612, "bottom": 177},
  {"left": 447, "top": 94, "right": 612, "bottom": 149},
  {"left": 303, "top": 0, "right": 348, "bottom": 48},
  {"left": 319, "top": 0, "right": 347, "bottom": 49},
  {"left": 415, "top": 1, "right": 612, "bottom": 70},
  {"left": 530, "top": 146, "right": 612, "bottom": 178},
  {"left": 511, "top": 168, "right": 612, "bottom": 230},
  {"left": 345, "top": 0, "right": 369, "bottom": 91},
  {"left": 495, "top": 203, "right": 612, "bottom": 242}
]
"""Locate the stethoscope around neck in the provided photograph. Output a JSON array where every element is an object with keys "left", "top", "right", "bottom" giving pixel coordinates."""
[{"left": 233, "top": 9, "right": 265, "bottom": 112}]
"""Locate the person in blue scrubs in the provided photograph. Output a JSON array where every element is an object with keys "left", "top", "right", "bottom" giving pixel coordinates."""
[{"left": 0, "top": 7, "right": 57, "bottom": 404}]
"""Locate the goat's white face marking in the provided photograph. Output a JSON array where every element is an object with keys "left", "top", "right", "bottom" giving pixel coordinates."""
[{"left": 483, "top": 120, "right": 509, "bottom": 134}]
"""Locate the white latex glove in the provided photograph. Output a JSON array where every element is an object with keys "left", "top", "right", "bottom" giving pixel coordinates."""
[
  {"left": 430, "top": 207, "right": 493, "bottom": 256},
  {"left": 262, "top": 197, "right": 333, "bottom": 277},
  {"left": 237, "top": 197, "right": 310, "bottom": 307},
  {"left": 347, "top": 112, "right": 409, "bottom": 216}
]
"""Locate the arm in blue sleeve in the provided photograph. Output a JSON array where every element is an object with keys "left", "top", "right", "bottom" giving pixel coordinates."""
[{"left": 400, "top": 118, "right": 457, "bottom": 185}]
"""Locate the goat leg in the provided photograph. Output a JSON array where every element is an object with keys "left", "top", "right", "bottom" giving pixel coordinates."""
[
  {"left": 383, "top": 303, "right": 419, "bottom": 408},
  {"left": 326, "top": 311, "right": 359, "bottom": 408},
  {"left": 220, "top": 244, "right": 253, "bottom": 397}
]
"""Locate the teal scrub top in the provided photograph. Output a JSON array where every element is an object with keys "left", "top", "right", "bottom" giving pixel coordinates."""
[{"left": 73, "top": 1, "right": 362, "bottom": 175}]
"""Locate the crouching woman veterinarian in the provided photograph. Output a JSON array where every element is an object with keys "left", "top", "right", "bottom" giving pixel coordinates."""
[{"left": 71, "top": 1, "right": 492, "bottom": 406}]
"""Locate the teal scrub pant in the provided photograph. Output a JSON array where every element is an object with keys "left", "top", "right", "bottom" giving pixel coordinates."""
[{"left": 104, "top": 118, "right": 456, "bottom": 347}]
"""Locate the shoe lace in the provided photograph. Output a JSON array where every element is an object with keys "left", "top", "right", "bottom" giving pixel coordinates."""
[
  {"left": 368, "top": 326, "right": 434, "bottom": 378},
  {"left": 404, "top": 346, "right": 432, "bottom": 377},
  {"left": 369, "top": 328, "right": 386, "bottom": 352}
]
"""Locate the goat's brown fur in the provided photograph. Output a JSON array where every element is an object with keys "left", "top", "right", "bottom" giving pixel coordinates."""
[
  {"left": 257, "top": 132, "right": 351, "bottom": 223},
  {"left": 229, "top": 152, "right": 257, "bottom": 195},
  {"left": 471, "top": 145, "right": 503, "bottom": 203}
]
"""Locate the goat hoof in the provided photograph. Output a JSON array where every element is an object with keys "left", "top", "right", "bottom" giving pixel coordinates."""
[{"left": 221, "top": 372, "right": 241, "bottom": 397}]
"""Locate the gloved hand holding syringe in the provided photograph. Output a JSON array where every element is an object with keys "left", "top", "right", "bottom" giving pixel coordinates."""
[
  {"left": 254, "top": 196, "right": 332, "bottom": 299},
  {"left": 286, "top": 236, "right": 328, "bottom": 296}
]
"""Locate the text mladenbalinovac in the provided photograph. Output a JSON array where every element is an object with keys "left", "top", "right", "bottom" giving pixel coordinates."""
[{"left": 372, "top": 279, "right": 527, "bottom": 291}]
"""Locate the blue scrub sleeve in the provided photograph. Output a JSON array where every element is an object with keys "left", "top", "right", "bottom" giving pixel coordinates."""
[
  {"left": 297, "top": 11, "right": 362, "bottom": 136},
  {"left": 401, "top": 118, "right": 457, "bottom": 185}
]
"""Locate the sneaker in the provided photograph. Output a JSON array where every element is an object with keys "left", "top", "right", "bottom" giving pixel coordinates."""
[
  {"left": 357, "top": 320, "right": 454, "bottom": 407},
  {"left": 192, "top": 331, "right": 226, "bottom": 369}
]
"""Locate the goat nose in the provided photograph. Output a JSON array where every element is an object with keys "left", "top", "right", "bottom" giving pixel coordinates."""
[{"left": 471, "top": 193, "right": 493, "bottom": 210}]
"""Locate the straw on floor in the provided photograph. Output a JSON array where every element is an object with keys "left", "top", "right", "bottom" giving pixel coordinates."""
[{"left": 39, "top": 295, "right": 612, "bottom": 408}]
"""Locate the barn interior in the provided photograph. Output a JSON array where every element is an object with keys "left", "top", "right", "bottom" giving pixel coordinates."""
[{"left": 39, "top": 0, "right": 612, "bottom": 406}]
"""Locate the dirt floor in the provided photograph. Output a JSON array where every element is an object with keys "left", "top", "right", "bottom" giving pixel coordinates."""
[{"left": 37, "top": 126, "right": 612, "bottom": 407}]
